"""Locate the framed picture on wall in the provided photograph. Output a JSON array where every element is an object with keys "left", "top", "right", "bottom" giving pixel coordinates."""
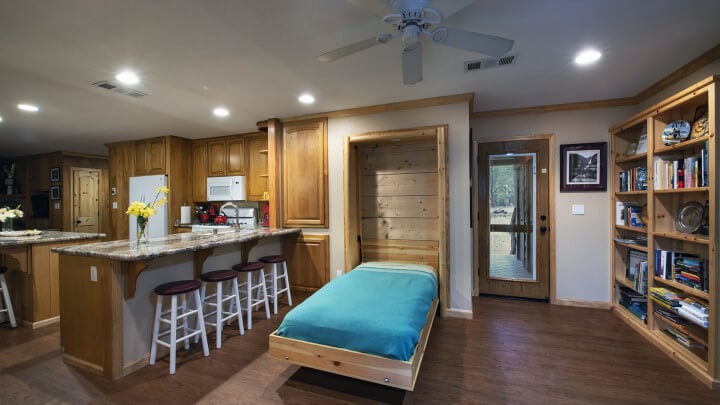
[
  {"left": 50, "top": 185, "right": 61, "bottom": 200},
  {"left": 560, "top": 142, "right": 607, "bottom": 192},
  {"left": 50, "top": 167, "right": 61, "bottom": 182}
]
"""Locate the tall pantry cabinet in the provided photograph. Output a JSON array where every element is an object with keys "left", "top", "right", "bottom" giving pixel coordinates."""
[{"left": 609, "top": 76, "right": 718, "bottom": 387}]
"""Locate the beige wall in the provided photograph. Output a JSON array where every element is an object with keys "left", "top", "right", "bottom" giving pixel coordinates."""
[
  {"left": 327, "top": 103, "right": 473, "bottom": 312},
  {"left": 472, "top": 107, "right": 634, "bottom": 302}
]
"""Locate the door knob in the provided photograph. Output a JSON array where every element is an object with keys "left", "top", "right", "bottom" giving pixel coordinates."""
[
  {"left": 75, "top": 220, "right": 81, "bottom": 225},
  {"left": 540, "top": 215, "right": 547, "bottom": 221},
  {"left": 539, "top": 225, "right": 548, "bottom": 234}
]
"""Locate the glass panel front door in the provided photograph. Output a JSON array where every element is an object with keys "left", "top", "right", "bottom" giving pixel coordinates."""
[{"left": 488, "top": 153, "right": 536, "bottom": 281}]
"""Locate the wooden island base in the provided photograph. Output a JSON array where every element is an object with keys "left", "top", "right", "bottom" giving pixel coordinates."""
[{"left": 268, "top": 298, "right": 438, "bottom": 391}]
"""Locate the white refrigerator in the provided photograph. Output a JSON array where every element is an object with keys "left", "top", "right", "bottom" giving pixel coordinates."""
[{"left": 128, "top": 175, "right": 169, "bottom": 241}]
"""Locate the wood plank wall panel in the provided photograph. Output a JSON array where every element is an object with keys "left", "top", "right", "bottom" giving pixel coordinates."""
[
  {"left": 362, "top": 173, "right": 437, "bottom": 197},
  {"left": 285, "top": 233, "right": 329, "bottom": 292},
  {"left": 107, "top": 143, "right": 134, "bottom": 240},
  {"left": 362, "top": 218, "right": 438, "bottom": 240},
  {"left": 362, "top": 239, "right": 439, "bottom": 270},
  {"left": 361, "top": 196, "right": 438, "bottom": 218}
]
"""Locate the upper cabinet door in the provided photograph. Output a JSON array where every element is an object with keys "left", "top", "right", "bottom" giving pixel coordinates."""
[
  {"left": 191, "top": 141, "right": 208, "bottom": 201},
  {"left": 134, "top": 141, "right": 149, "bottom": 175},
  {"left": 246, "top": 133, "right": 268, "bottom": 201},
  {"left": 207, "top": 140, "right": 227, "bottom": 176},
  {"left": 134, "top": 137, "right": 166, "bottom": 175},
  {"left": 282, "top": 118, "right": 328, "bottom": 228},
  {"left": 226, "top": 138, "right": 246, "bottom": 175}
]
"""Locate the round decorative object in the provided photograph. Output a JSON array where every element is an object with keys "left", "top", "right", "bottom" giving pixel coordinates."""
[
  {"left": 662, "top": 120, "right": 691, "bottom": 145},
  {"left": 692, "top": 115, "right": 708, "bottom": 139},
  {"left": 676, "top": 201, "right": 704, "bottom": 234},
  {"left": 640, "top": 204, "right": 648, "bottom": 225}
]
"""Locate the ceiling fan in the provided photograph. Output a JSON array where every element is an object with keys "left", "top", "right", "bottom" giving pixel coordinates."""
[{"left": 318, "top": 0, "right": 515, "bottom": 85}]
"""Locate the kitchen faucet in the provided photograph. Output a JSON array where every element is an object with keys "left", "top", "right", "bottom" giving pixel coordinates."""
[{"left": 219, "top": 202, "right": 240, "bottom": 229}]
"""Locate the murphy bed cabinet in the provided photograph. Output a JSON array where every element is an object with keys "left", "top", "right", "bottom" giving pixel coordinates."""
[{"left": 610, "top": 76, "right": 718, "bottom": 386}]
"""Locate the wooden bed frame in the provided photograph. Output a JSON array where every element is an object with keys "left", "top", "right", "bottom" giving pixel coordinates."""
[{"left": 268, "top": 297, "right": 438, "bottom": 391}]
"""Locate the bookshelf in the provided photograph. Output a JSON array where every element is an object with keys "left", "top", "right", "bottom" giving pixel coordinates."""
[{"left": 609, "top": 76, "right": 718, "bottom": 387}]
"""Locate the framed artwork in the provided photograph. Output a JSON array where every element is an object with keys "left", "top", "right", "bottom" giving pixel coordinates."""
[
  {"left": 50, "top": 185, "right": 61, "bottom": 200},
  {"left": 50, "top": 167, "right": 61, "bottom": 182},
  {"left": 560, "top": 142, "right": 607, "bottom": 192}
]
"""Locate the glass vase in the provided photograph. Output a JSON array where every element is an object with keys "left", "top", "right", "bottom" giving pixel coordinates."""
[
  {"left": 136, "top": 216, "right": 149, "bottom": 244},
  {"left": 1, "top": 218, "right": 12, "bottom": 232}
]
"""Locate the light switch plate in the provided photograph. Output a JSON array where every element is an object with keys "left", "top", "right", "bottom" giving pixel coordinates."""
[
  {"left": 572, "top": 204, "right": 585, "bottom": 215},
  {"left": 112, "top": 201, "right": 118, "bottom": 209},
  {"left": 90, "top": 266, "right": 98, "bottom": 282}
]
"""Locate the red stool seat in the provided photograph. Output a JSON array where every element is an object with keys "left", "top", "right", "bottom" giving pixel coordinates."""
[
  {"left": 154, "top": 280, "right": 201, "bottom": 296},
  {"left": 233, "top": 262, "right": 265, "bottom": 272},
  {"left": 259, "top": 255, "right": 287, "bottom": 264},
  {"left": 0, "top": 266, "right": 7, "bottom": 274},
  {"left": 201, "top": 269, "right": 238, "bottom": 282}
]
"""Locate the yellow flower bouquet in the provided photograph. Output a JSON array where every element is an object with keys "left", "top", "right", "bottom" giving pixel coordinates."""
[{"left": 126, "top": 186, "right": 169, "bottom": 243}]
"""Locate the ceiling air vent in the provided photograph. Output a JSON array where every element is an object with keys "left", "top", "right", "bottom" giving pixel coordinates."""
[
  {"left": 464, "top": 52, "right": 518, "bottom": 72},
  {"left": 92, "top": 81, "right": 147, "bottom": 98}
]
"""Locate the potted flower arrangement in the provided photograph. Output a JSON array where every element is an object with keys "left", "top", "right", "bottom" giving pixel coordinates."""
[
  {"left": 0, "top": 205, "right": 23, "bottom": 232},
  {"left": 126, "top": 186, "right": 169, "bottom": 243}
]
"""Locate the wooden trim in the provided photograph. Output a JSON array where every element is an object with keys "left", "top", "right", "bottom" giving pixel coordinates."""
[
  {"left": 63, "top": 354, "right": 104, "bottom": 376},
  {"left": 555, "top": 299, "right": 610, "bottom": 310},
  {"left": 24, "top": 315, "right": 60, "bottom": 329},
  {"left": 436, "top": 126, "right": 449, "bottom": 317},
  {"left": 122, "top": 354, "right": 150, "bottom": 377},
  {"left": 193, "top": 249, "right": 214, "bottom": 279},
  {"left": 444, "top": 308, "right": 473, "bottom": 319},
  {"left": 123, "top": 260, "right": 150, "bottom": 300},
  {"left": 278, "top": 93, "right": 473, "bottom": 125},
  {"left": 268, "top": 298, "right": 438, "bottom": 391},
  {"left": 109, "top": 260, "right": 123, "bottom": 379},
  {"left": 547, "top": 134, "right": 556, "bottom": 305},
  {"left": 267, "top": 118, "right": 282, "bottom": 228},
  {"left": 472, "top": 98, "right": 636, "bottom": 119}
]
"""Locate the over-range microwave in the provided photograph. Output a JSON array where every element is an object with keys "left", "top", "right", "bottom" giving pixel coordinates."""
[{"left": 206, "top": 176, "right": 246, "bottom": 201}]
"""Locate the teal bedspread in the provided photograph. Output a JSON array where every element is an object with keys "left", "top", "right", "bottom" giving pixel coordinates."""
[{"left": 276, "top": 262, "right": 438, "bottom": 361}]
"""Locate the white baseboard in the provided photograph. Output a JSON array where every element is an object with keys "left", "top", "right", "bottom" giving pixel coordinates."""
[
  {"left": 444, "top": 308, "right": 473, "bottom": 319},
  {"left": 555, "top": 299, "right": 610, "bottom": 310}
]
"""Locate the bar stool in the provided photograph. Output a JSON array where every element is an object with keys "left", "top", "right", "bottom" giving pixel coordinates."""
[
  {"left": 150, "top": 280, "right": 209, "bottom": 374},
  {"left": 0, "top": 266, "right": 17, "bottom": 328},
  {"left": 199, "top": 269, "right": 244, "bottom": 349},
  {"left": 231, "top": 262, "right": 270, "bottom": 330},
  {"left": 259, "top": 255, "right": 292, "bottom": 314}
]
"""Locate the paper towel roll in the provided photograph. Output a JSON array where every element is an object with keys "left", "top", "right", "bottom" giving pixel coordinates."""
[{"left": 180, "top": 205, "right": 192, "bottom": 224}]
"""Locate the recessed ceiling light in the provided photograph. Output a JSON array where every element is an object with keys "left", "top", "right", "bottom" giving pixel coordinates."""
[
  {"left": 0, "top": 116, "right": 3, "bottom": 122},
  {"left": 574, "top": 48, "right": 602, "bottom": 65},
  {"left": 298, "top": 94, "right": 315, "bottom": 104},
  {"left": 18, "top": 103, "right": 39, "bottom": 112},
  {"left": 213, "top": 107, "right": 229, "bottom": 117},
  {"left": 115, "top": 70, "right": 140, "bottom": 85}
]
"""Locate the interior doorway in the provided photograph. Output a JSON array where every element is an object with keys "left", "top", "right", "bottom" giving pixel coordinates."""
[
  {"left": 473, "top": 136, "right": 554, "bottom": 301},
  {"left": 71, "top": 168, "right": 100, "bottom": 233}
]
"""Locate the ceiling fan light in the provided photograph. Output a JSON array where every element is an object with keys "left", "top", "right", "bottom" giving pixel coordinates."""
[
  {"left": 402, "top": 25, "right": 421, "bottom": 46},
  {"left": 421, "top": 8, "right": 442, "bottom": 25},
  {"left": 431, "top": 27, "right": 448, "bottom": 43}
]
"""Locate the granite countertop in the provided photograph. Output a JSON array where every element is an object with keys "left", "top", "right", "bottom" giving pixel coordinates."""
[
  {"left": 52, "top": 227, "right": 300, "bottom": 261},
  {"left": 0, "top": 230, "right": 105, "bottom": 247}
]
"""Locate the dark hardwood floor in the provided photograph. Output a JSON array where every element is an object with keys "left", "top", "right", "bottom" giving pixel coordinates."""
[{"left": 1, "top": 296, "right": 719, "bottom": 404}]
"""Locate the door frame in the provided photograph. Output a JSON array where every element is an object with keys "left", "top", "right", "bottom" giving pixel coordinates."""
[{"left": 471, "top": 133, "right": 557, "bottom": 303}]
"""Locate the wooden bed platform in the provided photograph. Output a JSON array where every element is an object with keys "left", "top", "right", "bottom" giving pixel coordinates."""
[{"left": 268, "top": 297, "right": 438, "bottom": 391}]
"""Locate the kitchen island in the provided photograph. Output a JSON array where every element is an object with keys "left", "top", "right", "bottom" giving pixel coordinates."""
[
  {"left": 53, "top": 227, "right": 300, "bottom": 379},
  {"left": 0, "top": 231, "right": 105, "bottom": 327}
]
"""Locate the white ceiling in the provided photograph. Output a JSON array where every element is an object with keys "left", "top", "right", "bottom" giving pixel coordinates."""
[{"left": 1, "top": 0, "right": 719, "bottom": 157}]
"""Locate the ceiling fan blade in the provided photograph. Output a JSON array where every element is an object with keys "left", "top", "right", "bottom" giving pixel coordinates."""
[
  {"left": 318, "top": 37, "right": 385, "bottom": 62},
  {"left": 433, "top": 27, "right": 514, "bottom": 57},
  {"left": 402, "top": 44, "right": 422, "bottom": 85},
  {"left": 428, "top": 0, "right": 476, "bottom": 19},
  {"left": 346, "top": 0, "right": 394, "bottom": 17}
]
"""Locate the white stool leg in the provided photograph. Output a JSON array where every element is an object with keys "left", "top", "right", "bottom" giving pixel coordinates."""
[
  {"left": 246, "top": 272, "right": 253, "bottom": 330},
  {"left": 169, "top": 295, "right": 178, "bottom": 374},
  {"left": 232, "top": 278, "right": 244, "bottom": 335},
  {"left": 259, "top": 269, "right": 270, "bottom": 320},
  {"left": 149, "top": 295, "right": 163, "bottom": 365},
  {"left": 282, "top": 261, "right": 292, "bottom": 307},
  {"left": 271, "top": 264, "right": 278, "bottom": 314},
  {"left": 215, "top": 281, "right": 223, "bottom": 349},
  {"left": 194, "top": 290, "right": 210, "bottom": 357},
  {"left": 195, "top": 282, "right": 207, "bottom": 344},
  {"left": 0, "top": 274, "right": 17, "bottom": 328}
]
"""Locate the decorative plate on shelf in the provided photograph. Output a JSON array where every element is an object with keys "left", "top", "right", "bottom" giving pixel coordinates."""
[
  {"left": 661, "top": 120, "right": 691, "bottom": 145},
  {"left": 676, "top": 201, "right": 704, "bottom": 234},
  {"left": 0, "top": 229, "right": 43, "bottom": 237}
]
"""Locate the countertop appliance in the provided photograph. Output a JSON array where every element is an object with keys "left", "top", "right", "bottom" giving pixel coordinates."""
[
  {"left": 129, "top": 175, "right": 168, "bottom": 240},
  {"left": 191, "top": 207, "right": 256, "bottom": 232},
  {"left": 207, "top": 176, "right": 245, "bottom": 201}
]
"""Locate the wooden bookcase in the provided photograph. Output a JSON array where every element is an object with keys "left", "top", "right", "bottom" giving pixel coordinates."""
[{"left": 609, "top": 76, "right": 718, "bottom": 386}]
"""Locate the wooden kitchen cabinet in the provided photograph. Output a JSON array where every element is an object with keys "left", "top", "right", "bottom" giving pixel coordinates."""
[
  {"left": 285, "top": 233, "right": 329, "bottom": 292},
  {"left": 282, "top": 118, "right": 328, "bottom": 228},
  {"left": 246, "top": 133, "right": 268, "bottom": 201},
  {"left": 207, "top": 137, "right": 245, "bottom": 177},
  {"left": 191, "top": 141, "right": 208, "bottom": 201},
  {"left": 133, "top": 137, "right": 165, "bottom": 175}
]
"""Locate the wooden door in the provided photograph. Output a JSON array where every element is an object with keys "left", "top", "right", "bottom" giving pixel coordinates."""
[
  {"left": 477, "top": 139, "right": 551, "bottom": 300},
  {"left": 246, "top": 133, "right": 268, "bottom": 201},
  {"left": 207, "top": 141, "right": 227, "bottom": 176},
  {"left": 72, "top": 168, "right": 100, "bottom": 233},
  {"left": 191, "top": 141, "right": 207, "bottom": 201},
  {"left": 285, "top": 233, "right": 329, "bottom": 292},
  {"left": 133, "top": 141, "right": 148, "bottom": 175},
  {"left": 282, "top": 118, "right": 328, "bottom": 228},
  {"left": 226, "top": 138, "right": 246, "bottom": 175}
]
